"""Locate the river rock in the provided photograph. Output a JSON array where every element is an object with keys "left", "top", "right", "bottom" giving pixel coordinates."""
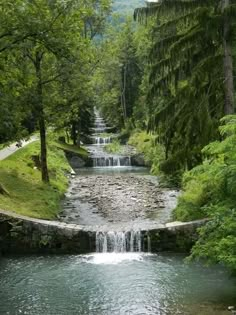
[{"left": 60, "top": 174, "right": 179, "bottom": 226}]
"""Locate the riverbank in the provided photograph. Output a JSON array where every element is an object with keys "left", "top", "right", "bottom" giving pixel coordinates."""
[{"left": 0, "top": 140, "right": 86, "bottom": 219}]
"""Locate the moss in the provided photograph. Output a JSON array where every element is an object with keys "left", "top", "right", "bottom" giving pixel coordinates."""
[{"left": 0, "top": 140, "right": 71, "bottom": 219}]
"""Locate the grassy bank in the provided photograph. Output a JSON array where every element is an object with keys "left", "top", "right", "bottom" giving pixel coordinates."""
[
  {"left": 0, "top": 141, "right": 75, "bottom": 219},
  {"left": 128, "top": 131, "right": 164, "bottom": 174},
  {"left": 54, "top": 141, "right": 89, "bottom": 157}
]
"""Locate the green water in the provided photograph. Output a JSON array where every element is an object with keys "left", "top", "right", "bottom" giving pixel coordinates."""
[{"left": 0, "top": 253, "right": 235, "bottom": 315}]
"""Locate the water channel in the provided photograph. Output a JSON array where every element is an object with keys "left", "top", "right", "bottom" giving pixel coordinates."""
[{"left": 0, "top": 111, "right": 235, "bottom": 314}]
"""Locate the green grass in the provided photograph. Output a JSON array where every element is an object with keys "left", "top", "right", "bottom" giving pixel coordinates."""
[
  {"left": 0, "top": 140, "right": 71, "bottom": 219},
  {"left": 53, "top": 141, "right": 89, "bottom": 157}
]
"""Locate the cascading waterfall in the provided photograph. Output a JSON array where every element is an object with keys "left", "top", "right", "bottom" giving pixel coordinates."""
[
  {"left": 96, "top": 230, "right": 144, "bottom": 253},
  {"left": 93, "top": 137, "right": 111, "bottom": 145},
  {"left": 88, "top": 110, "right": 132, "bottom": 168},
  {"left": 93, "top": 156, "right": 131, "bottom": 167}
]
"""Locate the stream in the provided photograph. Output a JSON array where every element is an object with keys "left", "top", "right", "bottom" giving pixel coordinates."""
[
  {"left": 60, "top": 111, "right": 178, "bottom": 230},
  {"left": 0, "top": 111, "right": 235, "bottom": 314},
  {"left": 0, "top": 253, "right": 236, "bottom": 315}
]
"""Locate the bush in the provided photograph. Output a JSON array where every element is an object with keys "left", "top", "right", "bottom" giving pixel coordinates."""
[
  {"left": 128, "top": 131, "right": 164, "bottom": 173},
  {"left": 174, "top": 115, "right": 236, "bottom": 272},
  {"left": 105, "top": 139, "right": 123, "bottom": 154}
]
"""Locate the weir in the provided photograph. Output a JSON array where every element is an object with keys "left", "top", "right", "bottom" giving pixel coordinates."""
[
  {"left": 0, "top": 209, "right": 207, "bottom": 254},
  {"left": 87, "top": 110, "right": 132, "bottom": 168},
  {"left": 96, "top": 230, "right": 142, "bottom": 253},
  {"left": 93, "top": 156, "right": 131, "bottom": 167},
  {"left": 93, "top": 137, "right": 111, "bottom": 145}
]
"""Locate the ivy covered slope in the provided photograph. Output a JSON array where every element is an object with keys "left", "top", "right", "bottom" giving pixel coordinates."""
[
  {"left": 0, "top": 141, "right": 71, "bottom": 219},
  {"left": 174, "top": 116, "right": 236, "bottom": 272}
]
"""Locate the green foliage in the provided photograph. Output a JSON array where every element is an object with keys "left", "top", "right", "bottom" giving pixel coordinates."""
[
  {"left": 104, "top": 139, "right": 123, "bottom": 154},
  {"left": 91, "top": 17, "right": 142, "bottom": 128},
  {"left": 0, "top": 0, "right": 112, "bottom": 181},
  {"left": 0, "top": 140, "right": 70, "bottom": 219},
  {"left": 128, "top": 131, "right": 164, "bottom": 174},
  {"left": 134, "top": 0, "right": 236, "bottom": 174},
  {"left": 174, "top": 116, "right": 236, "bottom": 272}
]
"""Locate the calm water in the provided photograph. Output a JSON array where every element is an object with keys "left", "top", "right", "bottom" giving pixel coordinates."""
[
  {"left": 76, "top": 166, "right": 150, "bottom": 175},
  {"left": 0, "top": 253, "right": 235, "bottom": 315}
]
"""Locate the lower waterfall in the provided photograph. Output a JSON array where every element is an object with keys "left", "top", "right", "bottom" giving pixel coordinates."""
[{"left": 96, "top": 230, "right": 144, "bottom": 253}]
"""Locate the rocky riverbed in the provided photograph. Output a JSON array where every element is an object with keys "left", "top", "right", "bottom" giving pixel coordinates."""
[{"left": 60, "top": 174, "right": 178, "bottom": 228}]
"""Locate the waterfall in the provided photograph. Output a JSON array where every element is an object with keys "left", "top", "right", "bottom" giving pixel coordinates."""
[
  {"left": 96, "top": 230, "right": 144, "bottom": 253},
  {"left": 94, "top": 137, "right": 111, "bottom": 145},
  {"left": 93, "top": 156, "right": 131, "bottom": 167},
  {"left": 88, "top": 110, "right": 133, "bottom": 168}
]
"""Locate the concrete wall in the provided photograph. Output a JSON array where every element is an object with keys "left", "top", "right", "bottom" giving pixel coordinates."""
[{"left": 0, "top": 209, "right": 207, "bottom": 255}]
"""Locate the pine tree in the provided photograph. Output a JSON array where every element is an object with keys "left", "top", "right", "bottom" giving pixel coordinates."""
[{"left": 134, "top": 0, "right": 236, "bottom": 172}]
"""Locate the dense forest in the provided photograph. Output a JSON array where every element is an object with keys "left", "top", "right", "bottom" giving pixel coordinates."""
[{"left": 0, "top": 0, "right": 236, "bottom": 272}]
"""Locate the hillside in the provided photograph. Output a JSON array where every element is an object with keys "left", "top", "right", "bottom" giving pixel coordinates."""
[{"left": 112, "top": 0, "right": 145, "bottom": 14}]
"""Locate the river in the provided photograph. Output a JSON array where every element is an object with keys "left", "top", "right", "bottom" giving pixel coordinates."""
[
  {"left": 0, "top": 253, "right": 235, "bottom": 315},
  {"left": 0, "top": 111, "right": 235, "bottom": 315}
]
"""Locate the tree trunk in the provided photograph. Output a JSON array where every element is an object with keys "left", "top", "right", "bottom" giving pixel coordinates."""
[
  {"left": 71, "top": 121, "right": 77, "bottom": 145},
  {"left": 222, "top": 0, "right": 235, "bottom": 114},
  {"left": 123, "top": 64, "right": 127, "bottom": 119},
  {"left": 35, "top": 51, "right": 49, "bottom": 183}
]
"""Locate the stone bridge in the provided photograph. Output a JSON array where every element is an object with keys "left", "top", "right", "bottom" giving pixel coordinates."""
[{"left": 0, "top": 209, "right": 207, "bottom": 255}]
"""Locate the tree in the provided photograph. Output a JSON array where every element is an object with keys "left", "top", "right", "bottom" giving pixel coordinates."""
[
  {"left": 222, "top": 0, "right": 235, "bottom": 114},
  {"left": 16, "top": 0, "right": 82, "bottom": 182},
  {"left": 0, "top": 0, "right": 111, "bottom": 182},
  {"left": 91, "top": 17, "right": 142, "bottom": 128},
  {"left": 174, "top": 115, "right": 236, "bottom": 272},
  {"left": 134, "top": 0, "right": 236, "bottom": 173}
]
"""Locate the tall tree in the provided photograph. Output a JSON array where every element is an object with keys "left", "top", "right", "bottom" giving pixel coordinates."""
[
  {"left": 17, "top": 0, "right": 80, "bottom": 182},
  {"left": 134, "top": 0, "right": 236, "bottom": 172},
  {"left": 91, "top": 17, "right": 141, "bottom": 128},
  {"left": 222, "top": 0, "right": 235, "bottom": 114}
]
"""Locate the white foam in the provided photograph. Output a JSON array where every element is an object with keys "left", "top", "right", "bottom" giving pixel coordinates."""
[{"left": 82, "top": 253, "right": 153, "bottom": 265}]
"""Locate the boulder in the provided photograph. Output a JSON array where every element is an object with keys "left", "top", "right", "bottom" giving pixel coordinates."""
[
  {"left": 131, "top": 153, "right": 146, "bottom": 166},
  {"left": 68, "top": 155, "right": 86, "bottom": 168}
]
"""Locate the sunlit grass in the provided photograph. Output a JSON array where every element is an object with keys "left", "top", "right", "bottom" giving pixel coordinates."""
[{"left": 0, "top": 141, "right": 71, "bottom": 219}]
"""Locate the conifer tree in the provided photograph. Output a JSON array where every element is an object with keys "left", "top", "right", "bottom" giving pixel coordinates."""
[{"left": 134, "top": 0, "right": 236, "bottom": 172}]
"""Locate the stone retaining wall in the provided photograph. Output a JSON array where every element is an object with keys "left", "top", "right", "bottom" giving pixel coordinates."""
[
  {"left": 0, "top": 209, "right": 207, "bottom": 255},
  {"left": 0, "top": 210, "right": 95, "bottom": 254},
  {"left": 145, "top": 220, "right": 206, "bottom": 252}
]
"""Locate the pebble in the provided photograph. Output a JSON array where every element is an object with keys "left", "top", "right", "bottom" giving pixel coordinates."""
[{"left": 60, "top": 174, "right": 178, "bottom": 224}]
